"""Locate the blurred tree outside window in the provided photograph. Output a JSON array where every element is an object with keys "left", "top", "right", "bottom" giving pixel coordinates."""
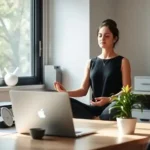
[{"left": 0, "top": 0, "right": 42, "bottom": 86}]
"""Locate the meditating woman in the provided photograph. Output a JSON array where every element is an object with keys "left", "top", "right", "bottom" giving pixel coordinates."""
[{"left": 54, "top": 19, "right": 131, "bottom": 120}]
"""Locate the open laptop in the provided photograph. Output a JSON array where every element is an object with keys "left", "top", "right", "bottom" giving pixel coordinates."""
[{"left": 9, "top": 90, "right": 96, "bottom": 137}]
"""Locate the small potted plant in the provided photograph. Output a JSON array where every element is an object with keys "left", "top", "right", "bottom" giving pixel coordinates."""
[{"left": 109, "top": 85, "right": 144, "bottom": 135}]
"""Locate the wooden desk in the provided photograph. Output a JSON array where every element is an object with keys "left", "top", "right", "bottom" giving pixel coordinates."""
[{"left": 0, "top": 119, "right": 149, "bottom": 150}]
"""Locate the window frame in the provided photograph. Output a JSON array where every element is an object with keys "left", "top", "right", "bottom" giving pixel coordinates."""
[{"left": 0, "top": 0, "right": 43, "bottom": 86}]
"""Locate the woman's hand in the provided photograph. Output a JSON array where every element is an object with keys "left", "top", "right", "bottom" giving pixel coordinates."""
[
  {"left": 54, "top": 82, "right": 67, "bottom": 92},
  {"left": 90, "top": 97, "right": 110, "bottom": 106}
]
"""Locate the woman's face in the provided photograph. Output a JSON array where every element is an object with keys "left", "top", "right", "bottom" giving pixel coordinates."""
[{"left": 97, "top": 26, "right": 116, "bottom": 49}]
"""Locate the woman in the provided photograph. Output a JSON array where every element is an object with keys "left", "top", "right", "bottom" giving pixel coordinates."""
[{"left": 54, "top": 19, "right": 131, "bottom": 120}]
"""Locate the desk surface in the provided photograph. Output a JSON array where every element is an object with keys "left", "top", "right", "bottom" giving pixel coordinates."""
[{"left": 0, "top": 119, "right": 149, "bottom": 150}]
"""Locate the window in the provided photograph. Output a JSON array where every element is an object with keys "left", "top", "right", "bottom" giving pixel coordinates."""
[{"left": 0, "top": 0, "right": 43, "bottom": 86}]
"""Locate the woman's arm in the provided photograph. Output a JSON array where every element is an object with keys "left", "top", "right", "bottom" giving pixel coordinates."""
[
  {"left": 54, "top": 60, "right": 91, "bottom": 97},
  {"left": 68, "top": 59, "right": 91, "bottom": 97},
  {"left": 121, "top": 57, "right": 131, "bottom": 87}
]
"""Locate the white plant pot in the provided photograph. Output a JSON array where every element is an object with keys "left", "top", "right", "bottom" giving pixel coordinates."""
[
  {"left": 4, "top": 73, "right": 18, "bottom": 86},
  {"left": 117, "top": 118, "right": 137, "bottom": 135}
]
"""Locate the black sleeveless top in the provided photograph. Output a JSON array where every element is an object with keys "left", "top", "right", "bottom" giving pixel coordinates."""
[{"left": 90, "top": 56, "right": 124, "bottom": 99}]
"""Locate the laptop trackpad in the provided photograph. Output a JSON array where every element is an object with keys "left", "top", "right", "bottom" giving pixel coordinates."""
[{"left": 75, "top": 128, "right": 96, "bottom": 137}]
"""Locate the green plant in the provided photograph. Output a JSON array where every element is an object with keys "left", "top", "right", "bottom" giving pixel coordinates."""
[{"left": 109, "top": 85, "right": 144, "bottom": 119}]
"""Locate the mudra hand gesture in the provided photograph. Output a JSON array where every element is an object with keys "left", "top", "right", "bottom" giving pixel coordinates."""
[
  {"left": 90, "top": 97, "right": 110, "bottom": 106},
  {"left": 54, "top": 82, "right": 67, "bottom": 92}
]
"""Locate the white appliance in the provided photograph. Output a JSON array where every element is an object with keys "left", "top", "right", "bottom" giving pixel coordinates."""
[
  {"left": 134, "top": 76, "right": 150, "bottom": 91},
  {"left": 43, "top": 65, "right": 62, "bottom": 90}
]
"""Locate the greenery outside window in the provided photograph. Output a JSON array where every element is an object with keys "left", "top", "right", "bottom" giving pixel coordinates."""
[{"left": 0, "top": 0, "right": 43, "bottom": 86}]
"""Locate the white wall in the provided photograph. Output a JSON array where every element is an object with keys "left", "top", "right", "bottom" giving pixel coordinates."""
[
  {"left": 49, "top": 0, "right": 118, "bottom": 103},
  {"left": 90, "top": 0, "right": 117, "bottom": 58},
  {"left": 48, "top": 0, "right": 150, "bottom": 104},
  {"left": 49, "top": 0, "right": 90, "bottom": 104},
  {"left": 115, "top": 0, "right": 150, "bottom": 86}
]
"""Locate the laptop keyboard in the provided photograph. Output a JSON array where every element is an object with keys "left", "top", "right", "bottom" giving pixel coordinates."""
[{"left": 75, "top": 131, "right": 82, "bottom": 134}]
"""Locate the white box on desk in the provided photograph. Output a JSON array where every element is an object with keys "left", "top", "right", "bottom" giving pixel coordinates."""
[{"left": 134, "top": 76, "right": 150, "bottom": 91}]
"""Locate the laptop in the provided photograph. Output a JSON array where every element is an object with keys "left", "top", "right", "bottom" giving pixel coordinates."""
[{"left": 9, "top": 90, "right": 96, "bottom": 137}]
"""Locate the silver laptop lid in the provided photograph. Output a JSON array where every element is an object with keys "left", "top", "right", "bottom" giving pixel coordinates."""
[{"left": 9, "top": 90, "right": 76, "bottom": 137}]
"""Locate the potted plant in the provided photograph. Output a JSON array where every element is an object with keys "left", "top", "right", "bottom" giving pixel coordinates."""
[{"left": 109, "top": 85, "right": 144, "bottom": 135}]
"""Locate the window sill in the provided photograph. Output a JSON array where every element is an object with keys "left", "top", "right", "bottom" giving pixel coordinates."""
[{"left": 0, "top": 84, "right": 45, "bottom": 92}]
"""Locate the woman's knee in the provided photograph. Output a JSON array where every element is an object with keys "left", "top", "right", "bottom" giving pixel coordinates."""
[{"left": 100, "top": 102, "right": 118, "bottom": 121}]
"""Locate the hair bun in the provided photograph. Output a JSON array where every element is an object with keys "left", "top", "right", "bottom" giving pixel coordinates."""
[{"left": 102, "top": 19, "right": 117, "bottom": 28}]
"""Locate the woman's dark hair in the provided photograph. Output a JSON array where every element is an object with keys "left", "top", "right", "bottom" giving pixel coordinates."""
[{"left": 97, "top": 19, "right": 119, "bottom": 47}]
